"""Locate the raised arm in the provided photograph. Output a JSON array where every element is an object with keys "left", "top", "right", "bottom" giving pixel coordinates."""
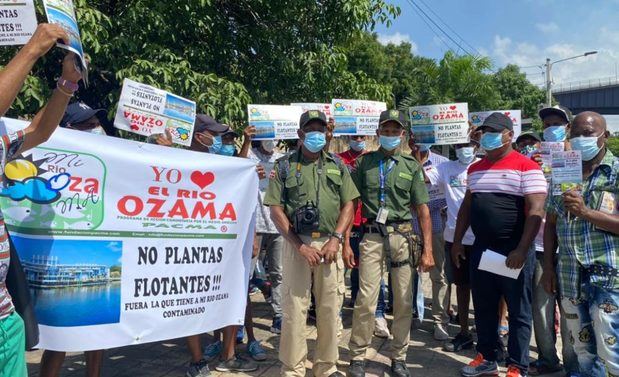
[{"left": 0, "top": 24, "right": 68, "bottom": 116}]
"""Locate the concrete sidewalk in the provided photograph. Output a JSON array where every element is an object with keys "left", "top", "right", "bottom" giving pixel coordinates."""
[{"left": 26, "top": 273, "right": 566, "bottom": 377}]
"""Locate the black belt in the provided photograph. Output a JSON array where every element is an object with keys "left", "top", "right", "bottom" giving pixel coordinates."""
[{"left": 585, "top": 264, "right": 619, "bottom": 278}]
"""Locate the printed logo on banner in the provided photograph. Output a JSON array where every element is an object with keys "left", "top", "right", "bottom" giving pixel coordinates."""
[
  {"left": 0, "top": 147, "right": 106, "bottom": 232},
  {"left": 116, "top": 166, "right": 238, "bottom": 232},
  {"left": 470, "top": 114, "right": 482, "bottom": 125}
]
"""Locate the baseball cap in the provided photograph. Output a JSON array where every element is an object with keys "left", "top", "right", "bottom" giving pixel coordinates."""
[
  {"left": 222, "top": 128, "right": 239, "bottom": 138},
  {"left": 538, "top": 105, "right": 571, "bottom": 124},
  {"left": 516, "top": 131, "right": 541, "bottom": 143},
  {"left": 379, "top": 109, "right": 407, "bottom": 128},
  {"left": 60, "top": 102, "right": 107, "bottom": 128},
  {"left": 299, "top": 110, "right": 327, "bottom": 129},
  {"left": 480, "top": 112, "right": 513, "bottom": 132},
  {"left": 194, "top": 114, "right": 229, "bottom": 134}
]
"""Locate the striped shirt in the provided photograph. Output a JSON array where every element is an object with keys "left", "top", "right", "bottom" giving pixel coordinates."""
[
  {"left": 546, "top": 150, "right": 619, "bottom": 299},
  {"left": 412, "top": 151, "right": 448, "bottom": 235},
  {"left": 468, "top": 150, "right": 547, "bottom": 255},
  {"left": 0, "top": 130, "right": 25, "bottom": 319}
]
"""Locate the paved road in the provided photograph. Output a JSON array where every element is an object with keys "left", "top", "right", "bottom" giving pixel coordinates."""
[{"left": 26, "top": 272, "right": 566, "bottom": 377}]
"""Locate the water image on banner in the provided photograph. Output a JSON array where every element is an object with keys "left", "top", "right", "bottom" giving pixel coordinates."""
[{"left": 13, "top": 236, "right": 122, "bottom": 327}]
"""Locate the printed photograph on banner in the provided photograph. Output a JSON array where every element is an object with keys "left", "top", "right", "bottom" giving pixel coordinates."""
[
  {"left": 540, "top": 141, "right": 564, "bottom": 179},
  {"left": 290, "top": 103, "right": 333, "bottom": 118},
  {"left": 114, "top": 79, "right": 196, "bottom": 146},
  {"left": 469, "top": 110, "right": 522, "bottom": 141},
  {"left": 43, "top": 0, "right": 88, "bottom": 77},
  {"left": 0, "top": 0, "right": 38, "bottom": 46},
  {"left": 0, "top": 143, "right": 105, "bottom": 234},
  {"left": 410, "top": 103, "right": 469, "bottom": 145},
  {"left": 247, "top": 104, "right": 302, "bottom": 140},
  {"left": 13, "top": 236, "right": 122, "bottom": 327},
  {"left": 331, "top": 99, "right": 386, "bottom": 136},
  {"left": 551, "top": 150, "right": 583, "bottom": 195}
]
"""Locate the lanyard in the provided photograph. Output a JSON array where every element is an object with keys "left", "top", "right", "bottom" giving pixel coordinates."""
[{"left": 379, "top": 159, "right": 395, "bottom": 207}]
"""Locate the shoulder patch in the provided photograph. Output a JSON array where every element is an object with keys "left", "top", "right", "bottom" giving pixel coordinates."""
[
  {"left": 327, "top": 168, "right": 341, "bottom": 176},
  {"left": 398, "top": 172, "right": 413, "bottom": 181}
]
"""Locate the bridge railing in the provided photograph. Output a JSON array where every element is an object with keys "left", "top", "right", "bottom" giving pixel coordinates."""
[{"left": 554, "top": 76, "right": 619, "bottom": 93}]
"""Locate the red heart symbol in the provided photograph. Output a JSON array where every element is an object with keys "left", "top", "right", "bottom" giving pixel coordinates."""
[
  {"left": 449, "top": 105, "right": 457, "bottom": 110},
  {"left": 191, "top": 171, "right": 215, "bottom": 189},
  {"left": 504, "top": 111, "right": 511, "bottom": 116},
  {"left": 130, "top": 124, "right": 139, "bottom": 131}
]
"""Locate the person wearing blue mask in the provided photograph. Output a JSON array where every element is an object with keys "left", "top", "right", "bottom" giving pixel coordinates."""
[
  {"left": 188, "top": 114, "right": 228, "bottom": 155},
  {"left": 348, "top": 110, "right": 434, "bottom": 377},
  {"left": 542, "top": 112, "right": 619, "bottom": 377},
  {"left": 454, "top": 112, "right": 547, "bottom": 377},
  {"left": 426, "top": 139, "right": 480, "bottom": 353},
  {"left": 264, "top": 110, "right": 358, "bottom": 377},
  {"left": 408, "top": 132, "right": 450, "bottom": 341},
  {"left": 515, "top": 131, "right": 541, "bottom": 157},
  {"left": 220, "top": 129, "right": 239, "bottom": 156},
  {"left": 540, "top": 105, "right": 572, "bottom": 144}
]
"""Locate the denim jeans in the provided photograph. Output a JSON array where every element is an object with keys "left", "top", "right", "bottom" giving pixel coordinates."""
[
  {"left": 561, "top": 280, "right": 619, "bottom": 377},
  {"left": 532, "top": 253, "right": 578, "bottom": 373},
  {"left": 349, "top": 227, "right": 386, "bottom": 318}
]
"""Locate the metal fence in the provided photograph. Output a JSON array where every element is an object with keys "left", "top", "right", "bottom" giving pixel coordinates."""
[{"left": 554, "top": 76, "right": 619, "bottom": 93}]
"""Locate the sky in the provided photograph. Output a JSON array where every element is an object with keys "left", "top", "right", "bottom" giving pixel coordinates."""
[{"left": 375, "top": 0, "right": 619, "bottom": 131}]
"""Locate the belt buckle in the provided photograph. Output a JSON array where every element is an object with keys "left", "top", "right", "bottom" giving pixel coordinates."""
[
  {"left": 311, "top": 232, "right": 321, "bottom": 239},
  {"left": 386, "top": 226, "right": 395, "bottom": 233}
]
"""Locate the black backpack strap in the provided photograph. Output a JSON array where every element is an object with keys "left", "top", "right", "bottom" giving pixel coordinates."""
[
  {"left": 278, "top": 157, "right": 290, "bottom": 204},
  {"left": 329, "top": 153, "right": 349, "bottom": 173}
]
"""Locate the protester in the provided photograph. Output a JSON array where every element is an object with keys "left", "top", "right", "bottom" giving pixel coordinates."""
[
  {"left": 39, "top": 102, "right": 111, "bottom": 377},
  {"left": 0, "top": 24, "right": 82, "bottom": 377},
  {"left": 184, "top": 115, "right": 258, "bottom": 376},
  {"left": 408, "top": 135, "right": 450, "bottom": 341},
  {"left": 516, "top": 131, "right": 541, "bottom": 156},
  {"left": 264, "top": 110, "right": 358, "bottom": 377},
  {"left": 248, "top": 137, "right": 285, "bottom": 334},
  {"left": 528, "top": 106, "right": 578, "bottom": 376},
  {"left": 542, "top": 111, "right": 618, "bottom": 377},
  {"left": 348, "top": 110, "right": 434, "bottom": 377},
  {"left": 426, "top": 140, "right": 480, "bottom": 352},
  {"left": 453, "top": 112, "right": 547, "bottom": 377},
  {"left": 338, "top": 135, "right": 390, "bottom": 338}
]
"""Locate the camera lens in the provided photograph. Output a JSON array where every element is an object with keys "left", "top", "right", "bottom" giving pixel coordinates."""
[{"left": 304, "top": 212, "right": 314, "bottom": 221}]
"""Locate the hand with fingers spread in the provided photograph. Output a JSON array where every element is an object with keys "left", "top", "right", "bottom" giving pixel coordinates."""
[
  {"left": 256, "top": 164, "right": 266, "bottom": 179},
  {"left": 154, "top": 129, "right": 174, "bottom": 147}
]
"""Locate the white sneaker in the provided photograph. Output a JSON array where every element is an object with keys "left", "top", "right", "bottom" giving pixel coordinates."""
[
  {"left": 433, "top": 324, "right": 449, "bottom": 341},
  {"left": 374, "top": 317, "right": 390, "bottom": 338}
]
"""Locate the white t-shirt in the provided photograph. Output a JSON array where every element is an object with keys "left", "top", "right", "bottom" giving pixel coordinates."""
[
  {"left": 248, "top": 147, "right": 283, "bottom": 234},
  {"left": 427, "top": 159, "right": 477, "bottom": 245}
]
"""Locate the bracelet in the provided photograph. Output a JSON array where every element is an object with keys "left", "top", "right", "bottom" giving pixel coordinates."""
[
  {"left": 55, "top": 85, "right": 74, "bottom": 97},
  {"left": 57, "top": 77, "right": 79, "bottom": 93}
]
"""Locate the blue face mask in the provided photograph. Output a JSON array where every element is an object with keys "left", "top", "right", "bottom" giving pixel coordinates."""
[
  {"left": 209, "top": 135, "right": 222, "bottom": 154},
  {"left": 480, "top": 132, "right": 506, "bottom": 151},
  {"left": 303, "top": 131, "right": 326, "bottom": 153},
  {"left": 456, "top": 147, "right": 476, "bottom": 164},
  {"left": 543, "top": 125, "right": 567, "bottom": 142},
  {"left": 349, "top": 140, "right": 365, "bottom": 152},
  {"left": 219, "top": 144, "right": 236, "bottom": 156},
  {"left": 570, "top": 134, "right": 603, "bottom": 161},
  {"left": 379, "top": 135, "right": 401, "bottom": 151},
  {"left": 418, "top": 144, "right": 432, "bottom": 152}
]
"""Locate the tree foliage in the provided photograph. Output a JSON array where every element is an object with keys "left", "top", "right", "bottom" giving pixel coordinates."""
[{"left": 2, "top": 0, "right": 400, "bottom": 126}]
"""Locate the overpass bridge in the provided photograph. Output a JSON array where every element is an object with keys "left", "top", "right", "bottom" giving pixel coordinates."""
[{"left": 553, "top": 77, "right": 619, "bottom": 114}]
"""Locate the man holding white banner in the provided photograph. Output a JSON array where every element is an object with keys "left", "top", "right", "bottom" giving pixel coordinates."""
[{"left": 264, "top": 110, "right": 358, "bottom": 377}]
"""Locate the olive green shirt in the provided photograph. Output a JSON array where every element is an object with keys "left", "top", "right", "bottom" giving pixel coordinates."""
[
  {"left": 264, "top": 150, "right": 360, "bottom": 234},
  {"left": 352, "top": 149, "right": 429, "bottom": 222}
]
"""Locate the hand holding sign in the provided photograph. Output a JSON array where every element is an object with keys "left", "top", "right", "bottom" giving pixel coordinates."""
[
  {"left": 61, "top": 52, "right": 82, "bottom": 84},
  {"left": 563, "top": 190, "right": 589, "bottom": 218},
  {"left": 24, "top": 24, "right": 69, "bottom": 58}
]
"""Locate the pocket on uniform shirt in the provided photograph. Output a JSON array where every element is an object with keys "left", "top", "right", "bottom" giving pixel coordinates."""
[
  {"left": 326, "top": 172, "right": 342, "bottom": 188},
  {"left": 394, "top": 174, "right": 413, "bottom": 192},
  {"left": 284, "top": 176, "right": 306, "bottom": 199}
]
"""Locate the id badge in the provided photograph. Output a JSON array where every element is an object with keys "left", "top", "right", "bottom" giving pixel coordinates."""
[
  {"left": 376, "top": 207, "right": 389, "bottom": 224},
  {"left": 599, "top": 191, "right": 619, "bottom": 215}
]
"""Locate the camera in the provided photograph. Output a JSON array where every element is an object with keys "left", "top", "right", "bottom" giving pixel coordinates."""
[{"left": 293, "top": 201, "right": 320, "bottom": 234}]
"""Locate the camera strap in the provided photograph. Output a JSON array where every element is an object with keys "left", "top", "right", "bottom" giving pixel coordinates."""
[{"left": 296, "top": 152, "right": 323, "bottom": 209}]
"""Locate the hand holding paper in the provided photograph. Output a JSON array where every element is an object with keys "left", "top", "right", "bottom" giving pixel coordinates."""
[{"left": 478, "top": 250, "right": 523, "bottom": 279}]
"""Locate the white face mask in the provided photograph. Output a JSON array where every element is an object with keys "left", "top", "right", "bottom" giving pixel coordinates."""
[
  {"left": 261, "top": 140, "right": 275, "bottom": 153},
  {"left": 87, "top": 126, "right": 106, "bottom": 136}
]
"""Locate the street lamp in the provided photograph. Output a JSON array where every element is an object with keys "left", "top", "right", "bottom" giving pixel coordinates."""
[{"left": 545, "top": 51, "right": 598, "bottom": 106}]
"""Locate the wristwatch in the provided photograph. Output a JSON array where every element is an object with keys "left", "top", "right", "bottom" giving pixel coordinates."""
[{"left": 330, "top": 232, "right": 344, "bottom": 244}]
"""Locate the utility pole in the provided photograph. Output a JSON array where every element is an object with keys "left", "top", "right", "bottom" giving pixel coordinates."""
[{"left": 545, "top": 58, "right": 552, "bottom": 107}]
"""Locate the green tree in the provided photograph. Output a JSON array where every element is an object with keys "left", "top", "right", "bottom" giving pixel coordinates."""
[
  {"left": 492, "top": 64, "right": 545, "bottom": 119},
  {"left": 607, "top": 137, "right": 619, "bottom": 156},
  {"left": 2, "top": 0, "right": 401, "bottom": 127}
]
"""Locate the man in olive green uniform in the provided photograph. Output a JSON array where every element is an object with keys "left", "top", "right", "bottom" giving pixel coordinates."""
[
  {"left": 264, "top": 110, "right": 359, "bottom": 377},
  {"left": 348, "top": 110, "right": 435, "bottom": 377}
]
